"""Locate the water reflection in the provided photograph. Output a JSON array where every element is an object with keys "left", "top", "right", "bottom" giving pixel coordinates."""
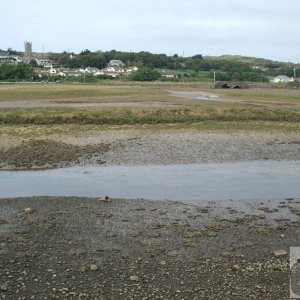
[{"left": 1, "top": 161, "right": 300, "bottom": 201}]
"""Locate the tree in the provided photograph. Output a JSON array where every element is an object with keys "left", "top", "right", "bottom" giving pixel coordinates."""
[
  {"left": 66, "top": 52, "right": 106, "bottom": 69},
  {"left": 80, "top": 49, "right": 92, "bottom": 56},
  {"left": 0, "top": 63, "right": 34, "bottom": 81},
  {"left": 130, "top": 67, "right": 160, "bottom": 81},
  {"left": 49, "top": 52, "right": 72, "bottom": 66},
  {"left": 29, "top": 59, "right": 38, "bottom": 67},
  {"left": 192, "top": 54, "right": 203, "bottom": 60}
]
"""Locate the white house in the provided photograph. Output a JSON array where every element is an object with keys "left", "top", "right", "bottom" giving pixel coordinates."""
[
  {"left": 57, "top": 72, "right": 66, "bottom": 77},
  {"left": 35, "top": 59, "right": 53, "bottom": 68},
  {"left": 161, "top": 70, "right": 178, "bottom": 78},
  {"left": 85, "top": 67, "right": 100, "bottom": 73},
  {"left": 48, "top": 68, "right": 57, "bottom": 75},
  {"left": 270, "top": 75, "right": 294, "bottom": 83},
  {"left": 108, "top": 60, "right": 125, "bottom": 67}
]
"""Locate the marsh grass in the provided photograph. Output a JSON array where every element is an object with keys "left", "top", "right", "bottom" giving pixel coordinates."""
[
  {"left": 0, "top": 106, "right": 299, "bottom": 126},
  {"left": 1, "top": 121, "right": 299, "bottom": 140},
  {"left": 0, "top": 84, "right": 166, "bottom": 102}
]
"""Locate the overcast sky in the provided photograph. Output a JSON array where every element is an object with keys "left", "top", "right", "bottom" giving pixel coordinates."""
[{"left": 1, "top": 0, "right": 300, "bottom": 62}]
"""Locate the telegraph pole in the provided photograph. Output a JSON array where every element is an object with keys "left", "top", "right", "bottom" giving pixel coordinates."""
[{"left": 213, "top": 70, "right": 216, "bottom": 86}]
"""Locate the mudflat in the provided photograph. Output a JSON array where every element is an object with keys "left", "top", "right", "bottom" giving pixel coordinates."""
[
  {"left": 0, "top": 128, "right": 300, "bottom": 299},
  {"left": 1, "top": 196, "right": 300, "bottom": 299}
]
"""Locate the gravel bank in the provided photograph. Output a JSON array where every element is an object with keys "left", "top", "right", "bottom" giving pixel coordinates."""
[
  {"left": 1, "top": 196, "right": 299, "bottom": 299},
  {"left": 94, "top": 130, "right": 300, "bottom": 165},
  {"left": 1, "top": 130, "right": 299, "bottom": 169}
]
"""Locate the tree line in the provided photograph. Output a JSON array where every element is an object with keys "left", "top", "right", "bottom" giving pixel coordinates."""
[
  {"left": 48, "top": 49, "right": 300, "bottom": 82},
  {"left": 1, "top": 47, "right": 299, "bottom": 82}
]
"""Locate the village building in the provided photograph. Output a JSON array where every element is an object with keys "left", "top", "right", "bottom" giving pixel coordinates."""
[
  {"left": 85, "top": 67, "right": 100, "bottom": 74},
  {"left": 35, "top": 59, "right": 53, "bottom": 68},
  {"left": 161, "top": 70, "right": 178, "bottom": 78},
  {"left": 108, "top": 60, "right": 125, "bottom": 67},
  {"left": 32, "top": 58, "right": 138, "bottom": 79},
  {"left": 270, "top": 75, "right": 294, "bottom": 83}
]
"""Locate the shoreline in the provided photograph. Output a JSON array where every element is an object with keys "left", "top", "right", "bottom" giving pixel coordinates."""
[{"left": 1, "top": 129, "right": 300, "bottom": 169}]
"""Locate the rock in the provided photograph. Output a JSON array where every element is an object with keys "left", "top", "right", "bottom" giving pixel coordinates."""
[
  {"left": 167, "top": 250, "right": 178, "bottom": 257},
  {"left": 147, "top": 222, "right": 164, "bottom": 229},
  {"left": 0, "top": 284, "right": 8, "bottom": 291},
  {"left": 98, "top": 196, "right": 110, "bottom": 202},
  {"left": 129, "top": 275, "right": 139, "bottom": 282},
  {"left": 273, "top": 249, "right": 288, "bottom": 257},
  {"left": 0, "top": 219, "right": 8, "bottom": 225},
  {"left": 231, "top": 264, "right": 240, "bottom": 271},
  {"left": 90, "top": 264, "right": 98, "bottom": 271},
  {"left": 160, "top": 261, "right": 167, "bottom": 266},
  {"left": 24, "top": 207, "right": 35, "bottom": 214},
  {"left": 80, "top": 266, "right": 86, "bottom": 273},
  {"left": 246, "top": 267, "right": 255, "bottom": 272}
]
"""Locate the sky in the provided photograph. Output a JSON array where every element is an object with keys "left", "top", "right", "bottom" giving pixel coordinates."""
[{"left": 1, "top": 0, "right": 300, "bottom": 62}]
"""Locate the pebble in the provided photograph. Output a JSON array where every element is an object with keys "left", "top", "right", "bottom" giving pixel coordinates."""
[
  {"left": 90, "top": 264, "right": 98, "bottom": 271},
  {"left": 273, "top": 250, "right": 288, "bottom": 257},
  {"left": 0, "top": 284, "right": 8, "bottom": 291},
  {"left": 24, "top": 207, "right": 35, "bottom": 214},
  {"left": 80, "top": 266, "right": 86, "bottom": 273},
  {"left": 231, "top": 264, "right": 240, "bottom": 271},
  {"left": 129, "top": 275, "right": 139, "bottom": 282}
]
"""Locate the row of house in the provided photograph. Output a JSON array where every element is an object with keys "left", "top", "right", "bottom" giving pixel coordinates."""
[{"left": 36, "top": 64, "right": 139, "bottom": 79}]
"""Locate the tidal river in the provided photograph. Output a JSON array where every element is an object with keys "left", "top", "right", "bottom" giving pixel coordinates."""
[{"left": 1, "top": 160, "right": 300, "bottom": 201}]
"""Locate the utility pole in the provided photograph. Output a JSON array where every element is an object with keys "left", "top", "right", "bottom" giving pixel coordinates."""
[{"left": 213, "top": 70, "right": 216, "bottom": 86}]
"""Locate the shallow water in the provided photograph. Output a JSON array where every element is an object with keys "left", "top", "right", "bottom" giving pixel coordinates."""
[
  {"left": 167, "top": 90, "right": 219, "bottom": 101},
  {"left": 1, "top": 161, "right": 300, "bottom": 201}
]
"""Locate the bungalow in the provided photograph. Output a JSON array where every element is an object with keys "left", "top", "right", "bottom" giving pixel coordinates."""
[
  {"left": 125, "top": 66, "right": 138, "bottom": 75},
  {"left": 35, "top": 59, "right": 53, "bottom": 68},
  {"left": 85, "top": 67, "right": 100, "bottom": 73},
  {"left": 97, "top": 68, "right": 119, "bottom": 78},
  {"left": 57, "top": 72, "right": 66, "bottom": 77},
  {"left": 64, "top": 69, "right": 82, "bottom": 77},
  {"left": 161, "top": 70, "right": 178, "bottom": 78},
  {"left": 270, "top": 75, "right": 294, "bottom": 83}
]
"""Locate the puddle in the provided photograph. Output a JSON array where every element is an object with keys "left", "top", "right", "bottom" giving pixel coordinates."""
[
  {"left": 1, "top": 161, "right": 299, "bottom": 201},
  {"left": 166, "top": 90, "right": 219, "bottom": 101}
]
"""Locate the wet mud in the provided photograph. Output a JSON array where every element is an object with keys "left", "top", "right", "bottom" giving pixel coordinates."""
[{"left": 0, "top": 140, "right": 110, "bottom": 169}]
